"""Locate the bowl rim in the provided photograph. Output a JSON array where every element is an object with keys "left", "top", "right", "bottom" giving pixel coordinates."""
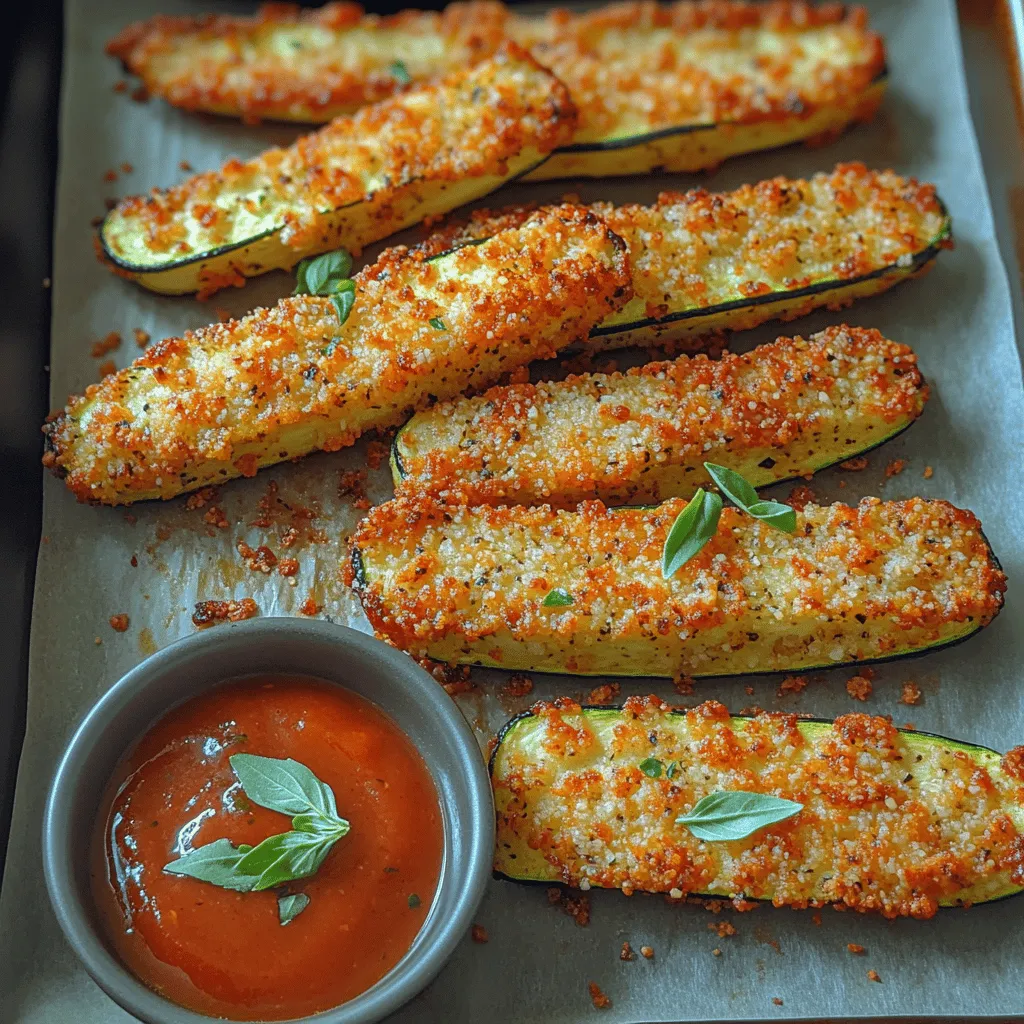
[{"left": 42, "top": 617, "right": 494, "bottom": 1024}]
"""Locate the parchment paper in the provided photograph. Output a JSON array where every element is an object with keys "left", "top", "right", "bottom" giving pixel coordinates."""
[{"left": 2, "top": 0, "right": 1023, "bottom": 1020}]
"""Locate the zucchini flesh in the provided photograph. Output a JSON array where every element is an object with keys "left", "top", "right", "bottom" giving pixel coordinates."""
[
  {"left": 98, "top": 45, "right": 576, "bottom": 295},
  {"left": 416, "top": 164, "right": 952, "bottom": 351},
  {"left": 349, "top": 497, "right": 1005, "bottom": 678},
  {"left": 44, "top": 205, "right": 631, "bottom": 505},
  {"left": 391, "top": 325, "right": 928, "bottom": 507},
  {"left": 491, "top": 696, "right": 1024, "bottom": 917},
  {"left": 108, "top": 2, "right": 885, "bottom": 177}
]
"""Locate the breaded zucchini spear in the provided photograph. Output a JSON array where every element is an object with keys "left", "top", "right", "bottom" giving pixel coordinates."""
[
  {"left": 44, "top": 205, "right": 630, "bottom": 505},
  {"left": 349, "top": 496, "right": 1005, "bottom": 678},
  {"left": 391, "top": 326, "right": 928, "bottom": 507},
  {"left": 416, "top": 164, "right": 952, "bottom": 350},
  {"left": 107, "top": 1, "right": 886, "bottom": 179},
  {"left": 99, "top": 45, "right": 576, "bottom": 295}
]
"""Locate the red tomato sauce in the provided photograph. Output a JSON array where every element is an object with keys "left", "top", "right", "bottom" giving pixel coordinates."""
[{"left": 91, "top": 676, "right": 444, "bottom": 1020}]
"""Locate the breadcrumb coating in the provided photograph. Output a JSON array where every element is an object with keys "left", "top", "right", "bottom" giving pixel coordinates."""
[
  {"left": 350, "top": 496, "right": 1005, "bottom": 678},
  {"left": 491, "top": 696, "right": 1024, "bottom": 917},
  {"left": 100, "top": 45, "right": 575, "bottom": 273},
  {"left": 44, "top": 205, "right": 630, "bottom": 505},
  {"left": 393, "top": 325, "right": 928, "bottom": 506},
  {"left": 108, "top": 1, "right": 884, "bottom": 140}
]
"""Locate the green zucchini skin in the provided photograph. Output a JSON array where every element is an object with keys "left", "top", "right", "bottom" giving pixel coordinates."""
[{"left": 490, "top": 702, "right": 1024, "bottom": 913}]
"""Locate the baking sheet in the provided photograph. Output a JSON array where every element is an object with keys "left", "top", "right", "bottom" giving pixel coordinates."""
[{"left": 2, "top": 0, "right": 1024, "bottom": 1019}]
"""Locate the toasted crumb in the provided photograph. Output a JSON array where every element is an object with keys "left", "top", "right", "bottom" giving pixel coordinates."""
[
  {"left": 673, "top": 673, "right": 695, "bottom": 697},
  {"left": 108, "top": 613, "right": 129, "bottom": 632},
  {"left": 338, "top": 469, "right": 368, "bottom": 506},
  {"left": 192, "top": 597, "right": 258, "bottom": 628},
  {"left": 90, "top": 331, "right": 121, "bottom": 357},
  {"left": 900, "top": 681, "right": 922, "bottom": 705},
  {"left": 839, "top": 456, "right": 868, "bottom": 471},
  {"left": 130, "top": 554, "right": 138, "bottom": 568},
  {"left": 772, "top": 998, "right": 784, "bottom": 1006},
  {"left": 120, "top": 162, "right": 133, "bottom": 174},
  {"left": 548, "top": 887, "right": 590, "bottom": 926},
  {"left": 588, "top": 982, "right": 611, "bottom": 1010},
  {"left": 885, "top": 458, "right": 907, "bottom": 478},
  {"left": 923, "top": 465, "right": 933, "bottom": 479},
  {"left": 710, "top": 920, "right": 737, "bottom": 938},
  {"left": 299, "top": 595, "right": 320, "bottom": 616},
  {"left": 903, "top": 721, "right": 916, "bottom": 730},
  {"left": 744, "top": 685, "right": 754, "bottom": 696},
  {"left": 133, "top": 327, "right": 150, "bottom": 348},
  {"left": 588, "top": 682, "right": 620, "bottom": 705},
  {"left": 185, "top": 486, "right": 218, "bottom": 510},
  {"left": 640, "top": 945, "right": 654, "bottom": 959},
  {"left": 366, "top": 439, "right": 389, "bottom": 470},
  {"left": 94, "top": 636, "right": 102, "bottom": 645},
  {"left": 507, "top": 363, "right": 530, "bottom": 385},
  {"left": 503, "top": 673, "right": 534, "bottom": 698},
  {"left": 103, "top": 169, "right": 117, "bottom": 183},
  {"left": 846, "top": 674, "right": 873, "bottom": 701},
  {"left": 712, "top": 948, "right": 722, "bottom": 956},
  {"left": 786, "top": 484, "right": 817, "bottom": 509},
  {"left": 97, "top": 359, "right": 117, "bottom": 379},
  {"left": 203, "top": 505, "right": 229, "bottom": 529},
  {"left": 867, "top": 969, "right": 881, "bottom": 983},
  {"left": 179, "top": 160, "right": 193, "bottom": 172},
  {"left": 777, "top": 674, "right": 807, "bottom": 697},
  {"left": 619, "top": 941, "right": 634, "bottom": 961},
  {"left": 811, "top": 911, "right": 822, "bottom": 926},
  {"left": 471, "top": 924, "right": 488, "bottom": 944},
  {"left": 278, "top": 557, "right": 299, "bottom": 577},
  {"left": 442, "top": 677, "right": 476, "bottom": 697},
  {"left": 112, "top": 80, "right": 127, "bottom": 93},
  {"left": 848, "top": 943, "right": 866, "bottom": 955}
]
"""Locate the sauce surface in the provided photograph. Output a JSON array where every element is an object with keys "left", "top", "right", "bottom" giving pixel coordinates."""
[{"left": 92, "top": 676, "right": 443, "bottom": 1020}]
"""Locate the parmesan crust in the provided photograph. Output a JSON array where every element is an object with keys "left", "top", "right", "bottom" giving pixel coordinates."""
[
  {"left": 108, "top": 2, "right": 885, "bottom": 139},
  {"left": 44, "top": 205, "right": 631, "bottom": 505},
  {"left": 393, "top": 325, "right": 928, "bottom": 506},
  {"left": 350, "top": 496, "right": 1005, "bottom": 678},
  {"left": 492, "top": 696, "right": 1024, "bottom": 918}
]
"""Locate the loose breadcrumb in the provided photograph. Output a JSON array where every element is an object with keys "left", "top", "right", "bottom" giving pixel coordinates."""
[
  {"left": 710, "top": 921, "right": 737, "bottom": 938},
  {"left": 923, "top": 465, "right": 934, "bottom": 479},
  {"left": 237, "top": 541, "right": 278, "bottom": 573},
  {"left": 588, "top": 982, "right": 612, "bottom": 1010},
  {"left": 900, "top": 681, "right": 922, "bottom": 705},
  {"left": 839, "top": 456, "right": 869, "bottom": 471},
  {"left": 192, "top": 597, "right": 258, "bottom": 627},
  {"left": 846, "top": 674, "right": 873, "bottom": 701},
  {"left": 471, "top": 924, "right": 488, "bottom": 944},
  {"left": 365, "top": 440, "right": 389, "bottom": 470},
  {"left": 867, "top": 969, "right": 881, "bottom": 983},
  {"left": 504, "top": 673, "right": 535, "bottom": 698},
  {"left": 278, "top": 558, "right": 299, "bottom": 578},
  {"left": 90, "top": 331, "right": 121, "bottom": 357},
  {"left": 588, "top": 683, "right": 621, "bottom": 705},
  {"left": 109, "top": 614, "right": 130, "bottom": 632},
  {"left": 96, "top": 359, "right": 117, "bottom": 379},
  {"left": 777, "top": 675, "right": 808, "bottom": 697},
  {"left": 884, "top": 458, "right": 907, "bottom": 477},
  {"left": 640, "top": 945, "right": 654, "bottom": 959},
  {"left": 712, "top": 948, "right": 722, "bottom": 956},
  {"left": 772, "top": 998, "right": 784, "bottom": 1006},
  {"left": 547, "top": 887, "right": 591, "bottom": 926},
  {"left": 848, "top": 943, "right": 866, "bottom": 954},
  {"left": 299, "top": 595, "right": 320, "bottom": 616},
  {"left": 620, "top": 941, "right": 634, "bottom": 961},
  {"left": 133, "top": 328, "right": 150, "bottom": 348}
]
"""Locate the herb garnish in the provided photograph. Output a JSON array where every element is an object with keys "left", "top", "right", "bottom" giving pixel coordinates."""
[
  {"left": 638, "top": 757, "right": 663, "bottom": 778},
  {"left": 541, "top": 588, "right": 574, "bottom": 607},
  {"left": 676, "top": 791, "right": 803, "bottom": 842},
  {"left": 703, "top": 463, "right": 796, "bottom": 533},
  {"left": 389, "top": 60, "right": 411, "bottom": 85},
  {"left": 293, "top": 248, "right": 357, "bottom": 329},
  {"left": 429, "top": 317, "right": 447, "bottom": 331},
  {"left": 163, "top": 754, "right": 349, "bottom": 925},
  {"left": 661, "top": 488, "right": 723, "bottom": 578},
  {"left": 408, "top": 893, "right": 421, "bottom": 909}
]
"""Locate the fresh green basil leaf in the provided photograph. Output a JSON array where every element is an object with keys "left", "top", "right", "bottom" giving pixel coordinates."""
[
  {"left": 229, "top": 753, "right": 337, "bottom": 818},
  {"left": 665, "top": 761, "right": 679, "bottom": 780},
  {"left": 408, "top": 893, "right": 421, "bottom": 908},
  {"left": 541, "top": 588, "right": 574, "bottom": 607},
  {"left": 163, "top": 838, "right": 259, "bottom": 892},
  {"left": 293, "top": 258, "right": 311, "bottom": 296},
  {"left": 278, "top": 892, "right": 310, "bottom": 926},
  {"left": 236, "top": 829, "right": 338, "bottom": 891},
  {"left": 638, "top": 757, "right": 663, "bottom": 779},
  {"left": 676, "top": 790, "right": 803, "bottom": 842},
  {"left": 292, "top": 811, "right": 350, "bottom": 838},
  {"left": 747, "top": 500, "right": 797, "bottom": 534},
  {"left": 332, "top": 280, "right": 356, "bottom": 327},
  {"left": 661, "top": 489, "right": 723, "bottom": 578},
  {"left": 429, "top": 317, "right": 446, "bottom": 331},
  {"left": 389, "top": 60, "right": 411, "bottom": 85},
  {"left": 296, "top": 249, "right": 353, "bottom": 296}
]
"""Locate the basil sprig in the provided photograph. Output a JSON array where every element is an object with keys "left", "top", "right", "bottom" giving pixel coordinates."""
[
  {"left": 541, "top": 587, "right": 574, "bottom": 607},
  {"left": 164, "top": 754, "right": 350, "bottom": 924},
  {"left": 703, "top": 462, "right": 796, "bottom": 533},
  {"left": 661, "top": 488, "right": 723, "bottom": 578},
  {"left": 676, "top": 790, "right": 803, "bottom": 842},
  {"left": 389, "top": 59, "right": 411, "bottom": 85},
  {"left": 293, "top": 248, "right": 357, "bottom": 328}
]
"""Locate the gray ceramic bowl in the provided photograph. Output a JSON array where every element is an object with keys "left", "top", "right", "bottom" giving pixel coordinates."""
[{"left": 42, "top": 617, "right": 493, "bottom": 1024}]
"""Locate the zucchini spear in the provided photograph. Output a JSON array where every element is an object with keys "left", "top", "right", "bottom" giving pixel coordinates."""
[
  {"left": 98, "top": 44, "right": 576, "bottom": 295},
  {"left": 491, "top": 696, "right": 1024, "bottom": 918},
  {"left": 349, "top": 496, "right": 1005, "bottom": 678},
  {"left": 392, "top": 325, "right": 928, "bottom": 507},
  {"left": 107, "top": 1, "right": 886, "bottom": 179},
  {"left": 44, "top": 205, "right": 631, "bottom": 505},
  {"left": 415, "top": 164, "right": 952, "bottom": 351}
]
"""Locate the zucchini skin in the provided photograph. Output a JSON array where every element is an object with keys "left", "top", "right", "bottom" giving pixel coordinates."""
[
  {"left": 390, "top": 325, "right": 929, "bottom": 507},
  {"left": 107, "top": 2, "right": 885, "bottom": 175},
  {"left": 44, "top": 205, "right": 631, "bottom": 505},
  {"left": 98, "top": 45, "right": 576, "bottom": 295},
  {"left": 415, "top": 164, "right": 953, "bottom": 351},
  {"left": 348, "top": 496, "right": 1006, "bottom": 679},
  {"left": 490, "top": 696, "right": 1024, "bottom": 917}
]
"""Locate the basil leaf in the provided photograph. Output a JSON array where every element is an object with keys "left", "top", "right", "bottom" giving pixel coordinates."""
[
  {"left": 229, "top": 753, "right": 338, "bottom": 817},
  {"left": 665, "top": 761, "right": 679, "bottom": 780},
  {"left": 278, "top": 892, "right": 310, "bottom": 926},
  {"left": 236, "top": 829, "right": 339, "bottom": 891},
  {"left": 703, "top": 462, "right": 796, "bottom": 534},
  {"left": 638, "top": 757, "right": 663, "bottom": 779},
  {"left": 676, "top": 791, "right": 803, "bottom": 842},
  {"left": 389, "top": 59, "right": 411, "bottom": 85},
  {"left": 163, "top": 838, "right": 259, "bottom": 892},
  {"left": 295, "top": 249, "right": 353, "bottom": 296},
  {"left": 541, "top": 588, "right": 574, "bottom": 607},
  {"left": 661, "top": 489, "right": 723, "bottom": 578},
  {"left": 332, "top": 280, "right": 356, "bottom": 327},
  {"left": 429, "top": 317, "right": 446, "bottom": 331},
  {"left": 292, "top": 811, "right": 350, "bottom": 838},
  {"left": 408, "top": 893, "right": 421, "bottom": 908}
]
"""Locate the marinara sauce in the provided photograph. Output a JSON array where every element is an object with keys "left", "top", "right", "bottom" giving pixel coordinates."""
[{"left": 92, "top": 676, "right": 444, "bottom": 1020}]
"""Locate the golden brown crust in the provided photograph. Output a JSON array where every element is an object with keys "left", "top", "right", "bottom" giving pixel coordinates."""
[
  {"left": 492, "top": 696, "right": 1024, "bottom": 916},
  {"left": 44, "top": 205, "right": 631, "bottom": 505},
  {"left": 107, "top": 1, "right": 885, "bottom": 132}
]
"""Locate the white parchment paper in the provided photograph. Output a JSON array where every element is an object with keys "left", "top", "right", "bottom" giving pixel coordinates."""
[{"left": 2, "top": 0, "right": 1023, "bottom": 1020}]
